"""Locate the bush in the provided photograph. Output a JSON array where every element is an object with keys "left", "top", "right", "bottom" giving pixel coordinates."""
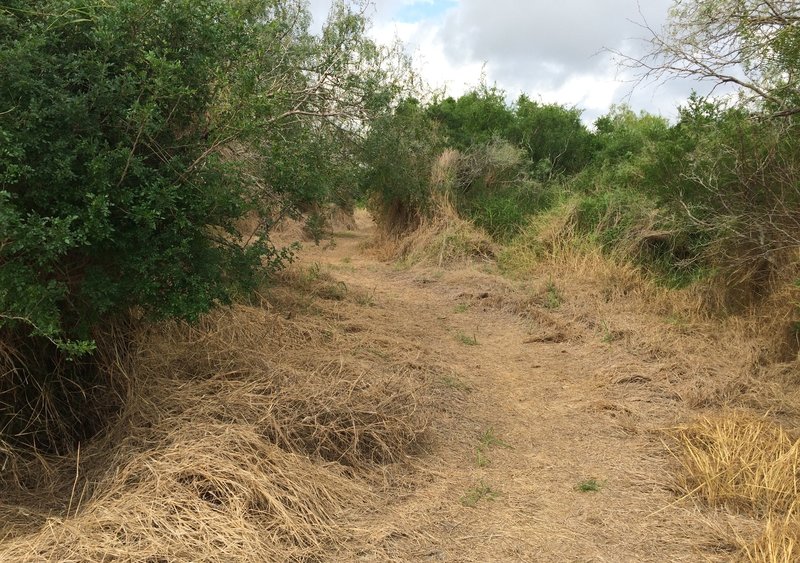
[
  {"left": 0, "top": 0, "right": 400, "bottom": 451},
  {"left": 362, "top": 99, "right": 445, "bottom": 232}
]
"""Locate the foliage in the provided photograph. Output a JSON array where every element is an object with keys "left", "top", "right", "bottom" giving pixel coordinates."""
[
  {"left": 427, "top": 84, "right": 514, "bottom": 149},
  {"left": 510, "top": 95, "right": 594, "bottom": 176},
  {"left": 0, "top": 0, "right": 405, "bottom": 450},
  {"left": 0, "top": 0, "right": 398, "bottom": 347},
  {"left": 626, "top": 0, "right": 800, "bottom": 117},
  {"left": 361, "top": 98, "right": 445, "bottom": 231}
]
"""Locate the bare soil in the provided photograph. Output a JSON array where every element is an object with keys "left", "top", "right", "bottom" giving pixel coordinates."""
[{"left": 289, "top": 211, "right": 736, "bottom": 562}]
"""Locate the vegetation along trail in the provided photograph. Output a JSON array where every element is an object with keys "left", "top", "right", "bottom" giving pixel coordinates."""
[
  {"left": 4, "top": 0, "right": 800, "bottom": 560},
  {"left": 287, "top": 211, "right": 723, "bottom": 562}
]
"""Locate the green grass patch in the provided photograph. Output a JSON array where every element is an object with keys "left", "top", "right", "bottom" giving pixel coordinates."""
[
  {"left": 461, "top": 482, "right": 500, "bottom": 507},
  {"left": 575, "top": 478, "right": 602, "bottom": 493},
  {"left": 457, "top": 332, "right": 479, "bottom": 346},
  {"left": 440, "top": 375, "right": 471, "bottom": 392}
]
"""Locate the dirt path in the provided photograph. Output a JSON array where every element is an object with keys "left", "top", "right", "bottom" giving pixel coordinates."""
[{"left": 293, "top": 213, "right": 721, "bottom": 562}]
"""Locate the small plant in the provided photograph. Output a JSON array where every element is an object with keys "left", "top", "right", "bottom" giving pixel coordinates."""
[
  {"left": 440, "top": 375, "right": 471, "bottom": 392},
  {"left": 454, "top": 303, "right": 470, "bottom": 313},
  {"left": 457, "top": 332, "right": 479, "bottom": 346},
  {"left": 317, "top": 281, "right": 348, "bottom": 301},
  {"left": 575, "top": 478, "right": 602, "bottom": 493},
  {"left": 460, "top": 482, "right": 500, "bottom": 507},
  {"left": 301, "top": 262, "right": 323, "bottom": 283},
  {"left": 474, "top": 427, "right": 511, "bottom": 467},
  {"left": 353, "top": 286, "right": 377, "bottom": 307},
  {"left": 480, "top": 427, "right": 512, "bottom": 450},
  {"left": 600, "top": 321, "right": 620, "bottom": 343},
  {"left": 664, "top": 313, "right": 689, "bottom": 328},
  {"left": 543, "top": 279, "right": 563, "bottom": 309}
]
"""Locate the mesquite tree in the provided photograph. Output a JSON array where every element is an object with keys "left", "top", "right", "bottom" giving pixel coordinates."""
[
  {"left": 623, "top": 0, "right": 800, "bottom": 117},
  {"left": 0, "top": 0, "right": 408, "bottom": 450}
]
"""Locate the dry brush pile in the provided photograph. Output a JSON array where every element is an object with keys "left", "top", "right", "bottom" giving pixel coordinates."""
[{"left": 0, "top": 274, "right": 432, "bottom": 562}]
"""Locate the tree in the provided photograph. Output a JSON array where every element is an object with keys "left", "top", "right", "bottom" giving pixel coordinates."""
[
  {"left": 510, "top": 95, "right": 594, "bottom": 176},
  {"left": 361, "top": 99, "right": 444, "bottom": 232},
  {"left": 427, "top": 85, "right": 515, "bottom": 149},
  {"left": 0, "top": 0, "right": 405, "bottom": 451},
  {"left": 623, "top": 0, "right": 800, "bottom": 117}
]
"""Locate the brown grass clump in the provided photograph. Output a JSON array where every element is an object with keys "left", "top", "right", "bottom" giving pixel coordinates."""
[
  {"left": 672, "top": 412, "right": 800, "bottom": 561},
  {"left": 675, "top": 412, "right": 800, "bottom": 562},
  {"left": 0, "top": 427, "right": 369, "bottom": 562},
  {"left": 738, "top": 511, "right": 800, "bottom": 563},
  {"left": 373, "top": 193, "right": 496, "bottom": 267},
  {"left": 140, "top": 305, "right": 428, "bottom": 467},
  {"left": 0, "top": 294, "right": 429, "bottom": 561},
  {"left": 673, "top": 413, "right": 800, "bottom": 517}
]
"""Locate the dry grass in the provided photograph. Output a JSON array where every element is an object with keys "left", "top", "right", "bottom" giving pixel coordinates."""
[
  {"left": 0, "top": 275, "right": 431, "bottom": 561},
  {"left": 673, "top": 413, "right": 800, "bottom": 517},
  {"left": 738, "top": 511, "right": 800, "bottom": 563},
  {"left": 372, "top": 194, "right": 496, "bottom": 267},
  {"left": 671, "top": 413, "right": 800, "bottom": 562}
]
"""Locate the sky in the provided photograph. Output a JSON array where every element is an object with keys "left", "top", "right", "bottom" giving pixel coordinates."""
[{"left": 307, "top": 0, "right": 720, "bottom": 124}]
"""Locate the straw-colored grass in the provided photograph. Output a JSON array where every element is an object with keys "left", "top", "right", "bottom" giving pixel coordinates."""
[
  {"left": 673, "top": 413, "right": 800, "bottom": 517},
  {"left": 671, "top": 413, "right": 800, "bottom": 562},
  {"left": 739, "top": 511, "right": 800, "bottom": 563},
  {"left": 373, "top": 193, "right": 496, "bottom": 267},
  {"left": 0, "top": 275, "right": 430, "bottom": 562}
]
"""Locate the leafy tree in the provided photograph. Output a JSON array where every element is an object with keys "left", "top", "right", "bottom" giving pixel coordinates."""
[
  {"left": 361, "top": 98, "right": 444, "bottom": 231},
  {"left": 624, "top": 0, "right": 800, "bottom": 117},
  {"left": 0, "top": 0, "right": 403, "bottom": 450},
  {"left": 427, "top": 85, "right": 515, "bottom": 149},
  {"left": 510, "top": 95, "right": 594, "bottom": 176}
]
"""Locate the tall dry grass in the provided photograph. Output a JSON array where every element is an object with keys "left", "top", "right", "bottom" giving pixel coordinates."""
[
  {"left": 672, "top": 413, "right": 800, "bottom": 562},
  {"left": 0, "top": 281, "right": 430, "bottom": 561},
  {"left": 371, "top": 150, "right": 497, "bottom": 266}
]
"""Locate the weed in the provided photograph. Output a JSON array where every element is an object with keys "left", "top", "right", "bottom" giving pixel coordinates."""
[
  {"left": 341, "top": 256, "right": 352, "bottom": 264},
  {"left": 301, "top": 262, "right": 323, "bottom": 283},
  {"left": 457, "top": 332, "right": 478, "bottom": 346},
  {"left": 543, "top": 279, "right": 563, "bottom": 309},
  {"left": 440, "top": 375, "right": 471, "bottom": 392},
  {"left": 600, "top": 321, "right": 621, "bottom": 343},
  {"left": 461, "top": 482, "right": 500, "bottom": 507},
  {"left": 474, "top": 427, "right": 511, "bottom": 467},
  {"left": 575, "top": 478, "right": 602, "bottom": 493},
  {"left": 353, "top": 287, "right": 377, "bottom": 307},
  {"left": 480, "top": 427, "right": 512, "bottom": 450},
  {"left": 454, "top": 303, "right": 470, "bottom": 313},
  {"left": 664, "top": 313, "right": 688, "bottom": 328},
  {"left": 317, "top": 281, "right": 348, "bottom": 301}
]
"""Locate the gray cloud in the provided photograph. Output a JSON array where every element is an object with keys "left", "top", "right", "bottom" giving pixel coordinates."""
[
  {"left": 305, "top": 0, "right": 728, "bottom": 120},
  {"left": 438, "top": 0, "right": 672, "bottom": 89}
]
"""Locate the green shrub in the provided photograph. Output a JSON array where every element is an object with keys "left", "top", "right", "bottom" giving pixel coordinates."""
[
  {"left": 0, "top": 0, "right": 399, "bottom": 450},
  {"left": 362, "top": 99, "right": 445, "bottom": 231}
]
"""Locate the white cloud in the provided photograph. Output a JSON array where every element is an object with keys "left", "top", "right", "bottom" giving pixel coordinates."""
[{"left": 308, "top": 0, "right": 722, "bottom": 123}]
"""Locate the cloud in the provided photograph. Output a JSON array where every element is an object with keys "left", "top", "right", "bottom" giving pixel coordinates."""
[{"left": 306, "top": 0, "right": 722, "bottom": 122}]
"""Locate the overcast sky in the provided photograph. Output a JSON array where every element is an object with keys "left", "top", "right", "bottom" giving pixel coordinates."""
[{"left": 307, "top": 0, "right": 719, "bottom": 124}]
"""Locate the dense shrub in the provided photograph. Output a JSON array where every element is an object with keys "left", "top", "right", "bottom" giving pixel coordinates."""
[{"left": 0, "top": 0, "right": 401, "bottom": 450}]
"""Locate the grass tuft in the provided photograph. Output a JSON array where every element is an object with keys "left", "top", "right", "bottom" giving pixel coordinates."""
[
  {"left": 575, "top": 478, "right": 602, "bottom": 493},
  {"left": 460, "top": 482, "right": 500, "bottom": 507},
  {"left": 673, "top": 413, "right": 800, "bottom": 517}
]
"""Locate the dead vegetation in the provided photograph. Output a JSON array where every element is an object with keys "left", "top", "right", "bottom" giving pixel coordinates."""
[
  {"left": 369, "top": 151, "right": 497, "bottom": 266},
  {"left": 0, "top": 268, "right": 431, "bottom": 562},
  {"left": 3, "top": 172, "right": 800, "bottom": 560},
  {"left": 444, "top": 190, "right": 800, "bottom": 560}
]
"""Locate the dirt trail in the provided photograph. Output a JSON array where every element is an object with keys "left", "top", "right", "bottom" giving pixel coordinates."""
[{"left": 294, "top": 212, "right": 721, "bottom": 562}]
